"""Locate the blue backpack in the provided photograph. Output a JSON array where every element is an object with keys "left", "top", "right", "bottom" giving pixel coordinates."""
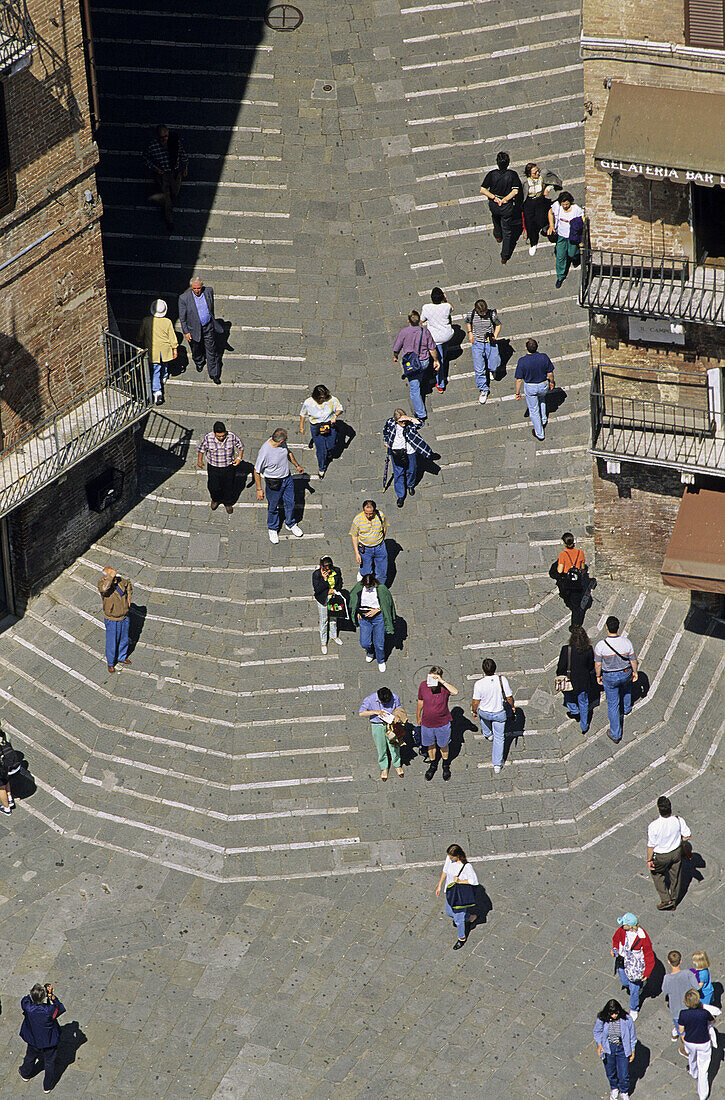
[{"left": 401, "top": 329, "right": 425, "bottom": 378}]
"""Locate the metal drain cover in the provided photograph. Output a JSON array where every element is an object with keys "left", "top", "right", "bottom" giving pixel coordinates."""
[
  {"left": 312, "top": 79, "right": 337, "bottom": 101},
  {"left": 265, "top": 4, "right": 303, "bottom": 31}
]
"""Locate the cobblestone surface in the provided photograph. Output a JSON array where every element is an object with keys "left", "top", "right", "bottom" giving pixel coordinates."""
[{"left": 0, "top": 0, "right": 723, "bottom": 1097}]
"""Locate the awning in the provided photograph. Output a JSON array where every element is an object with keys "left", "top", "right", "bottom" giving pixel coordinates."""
[
  {"left": 661, "top": 487, "right": 725, "bottom": 594},
  {"left": 595, "top": 83, "right": 725, "bottom": 186}
]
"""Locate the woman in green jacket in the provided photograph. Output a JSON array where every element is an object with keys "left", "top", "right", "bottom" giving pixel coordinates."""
[{"left": 349, "top": 574, "right": 396, "bottom": 673}]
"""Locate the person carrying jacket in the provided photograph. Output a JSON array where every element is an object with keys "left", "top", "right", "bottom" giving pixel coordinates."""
[
  {"left": 382, "top": 409, "right": 433, "bottom": 508},
  {"left": 19, "top": 982, "right": 65, "bottom": 1092}
]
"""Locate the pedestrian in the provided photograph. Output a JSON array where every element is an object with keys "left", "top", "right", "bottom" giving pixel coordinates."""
[
  {"left": 522, "top": 161, "right": 561, "bottom": 255},
  {"left": 420, "top": 287, "right": 454, "bottom": 391},
  {"left": 178, "top": 276, "right": 222, "bottom": 382},
  {"left": 136, "top": 298, "right": 178, "bottom": 405},
  {"left": 197, "top": 421, "right": 243, "bottom": 515},
  {"left": 417, "top": 666, "right": 458, "bottom": 782},
  {"left": 593, "top": 998, "right": 636, "bottom": 1100},
  {"left": 594, "top": 616, "right": 639, "bottom": 743},
  {"left": 18, "top": 982, "right": 65, "bottom": 1092},
  {"left": 98, "top": 566, "right": 132, "bottom": 673},
  {"left": 298, "top": 384, "right": 343, "bottom": 479},
  {"left": 349, "top": 573, "right": 396, "bottom": 673},
  {"left": 312, "top": 556, "right": 345, "bottom": 654},
  {"left": 556, "top": 625, "right": 595, "bottom": 733},
  {"left": 0, "top": 751, "right": 15, "bottom": 815},
  {"left": 471, "top": 658, "right": 516, "bottom": 775},
  {"left": 547, "top": 190, "right": 585, "bottom": 288},
  {"left": 466, "top": 299, "right": 501, "bottom": 405},
  {"left": 382, "top": 409, "right": 433, "bottom": 508},
  {"left": 555, "top": 532, "right": 588, "bottom": 627},
  {"left": 144, "top": 124, "right": 188, "bottom": 231},
  {"left": 392, "top": 309, "right": 441, "bottom": 423},
  {"left": 434, "top": 843, "right": 479, "bottom": 950},
  {"left": 514, "top": 337, "right": 555, "bottom": 441},
  {"left": 679, "top": 989, "right": 713, "bottom": 1100},
  {"left": 663, "top": 951, "right": 699, "bottom": 1050},
  {"left": 479, "top": 150, "right": 523, "bottom": 264},
  {"left": 646, "top": 795, "right": 691, "bottom": 910},
  {"left": 611, "top": 913, "right": 654, "bottom": 1020},
  {"left": 349, "top": 500, "right": 388, "bottom": 583},
  {"left": 253, "top": 428, "right": 304, "bottom": 544},
  {"left": 691, "top": 952, "right": 715, "bottom": 1005},
  {"left": 358, "top": 685, "right": 406, "bottom": 781}
]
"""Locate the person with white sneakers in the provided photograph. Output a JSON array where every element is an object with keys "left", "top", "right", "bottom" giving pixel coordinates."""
[
  {"left": 466, "top": 299, "right": 501, "bottom": 405},
  {"left": 254, "top": 428, "right": 304, "bottom": 544},
  {"left": 610, "top": 913, "right": 654, "bottom": 1021},
  {"left": 312, "top": 556, "right": 345, "bottom": 655},
  {"left": 471, "top": 658, "right": 515, "bottom": 774},
  {"left": 349, "top": 574, "right": 396, "bottom": 672},
  {"left": 593, "top": 998, "right": 636, "bottom": 1100}
]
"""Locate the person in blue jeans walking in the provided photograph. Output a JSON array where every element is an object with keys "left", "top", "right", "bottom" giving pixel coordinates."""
[
  {"left": 420, "top": 287, "right": 454, "bottom": 391},
  {"left": 382, "top": 409, "right": 433, "bottom": 508},
  {"left": 350, "top": 500, "right": 389, "bottom": 583},
  {"left": 392, "top": 310, "right": 441, "bottom": 422},
  {"left": 593, "top": 998, "right": 636, "bottom": 1100},
  {"left": 349, "top": 574, "right": 396, "bottom": 673},
  {"left": 611, "top": 913, "right": 654, "bottom": 1020},
  {"left": 594, "top": 616, "right": 638, "bottom": 743},
  {"left": 254, "top": 429, "right": 305, "bottom": 545},
  {"left": 556, "top": 625, "right": 595, "bottom": 733},
  {"left": 466, "top": 299, "right": 501, "bottom": 405},
  {"left": 435, "top": 844, "right": 479, "bottom": 950},
  {"left": 471, "top": 658, "right": 516, "bottom": 774},
  {"left": 98, "top": 567, "right": 133, "bottom": 673},
  {"left": 514, "top": 337, "right": 555, "bottom": 440}
]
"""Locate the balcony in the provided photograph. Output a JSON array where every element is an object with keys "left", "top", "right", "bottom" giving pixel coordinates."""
[
  {"left": 0, "top": 2, "right": 35, "bottom": 77},
  {"left": 580, "top": 245, "right": 725, "bottom": 328},
  {"left": 0, "top": 331, "right": 152, "bottom": 517},
  {"left": 590, "top": 366, "right": 725, "bottom": 477}
]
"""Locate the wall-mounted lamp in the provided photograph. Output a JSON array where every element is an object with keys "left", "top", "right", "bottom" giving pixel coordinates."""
[{"left": 83, "top": 189, "right": 95, "bottom": 206}]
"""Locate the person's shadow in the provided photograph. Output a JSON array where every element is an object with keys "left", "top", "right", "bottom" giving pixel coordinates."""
[
  {"left": 446, "top": 324, "right": 466, "bottom": 364},
  {"left": 385, "top": 539, "right": 403, "bottom": 587},
  {"left": 55, "top": 1021, "right": 88, "bottom": 1083},
  {"left": 333, "top": 420, "right": 356, "bottom": 457},
  {"left": 633, "top": 670, "right": 650, "bottom": 702},
  {"left": 494, "top": 338, "right": 514, "bottom": 379},
  {"left": 449, "top": 705, "right": 477, "bottom": 763},
  {"left": 644, "top": 955, "right": 665, "bottom": 1001},
  {"left": 472, "top": 884, "right": 493, "bottom": 927},
  {"left": 228, "top": 460, "right": 254, "bottom": 505},
  {"left": 390, "top": 614, "right": 408, "bottom": 653},
  {"left": 628, "top": 1040, "right": 651, "bottom": 1094},
  {"left": 681, "top": 848, "right": 706, "bottom": 900},
  {"left": 293, "top": 474, "right": 316, "bottom": 521},
  {"left": 502, "top": 706, "right": 526, "bottom": 761},
  {"left": 128, "top": 604, "right": 147, "bottom": 655},
  {"left": 544, "top": 386, "right": 568, "bottom": 415}
]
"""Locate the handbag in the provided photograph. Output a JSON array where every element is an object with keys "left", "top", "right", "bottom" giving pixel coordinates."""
[
  {"left": 555, "top": 646, "right": 573, "bottom": 693},
  {"left": 559, "top": 549, "right": 583, "bottom": 588},
  {"left": 446, "top": 862, "right": 476, "bottom": 910},
  {"left": 678, "top": 817, "right": 693, "bottom": 861},
  {"left": 318, "top": 422, "right": 331, "bottom": 435}
]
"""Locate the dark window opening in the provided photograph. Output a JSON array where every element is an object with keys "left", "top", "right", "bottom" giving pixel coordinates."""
[{"left": 692, "top": 184, "right": 725, "bottom": 265}]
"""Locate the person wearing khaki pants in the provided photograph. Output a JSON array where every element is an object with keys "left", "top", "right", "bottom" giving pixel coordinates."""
[{"left": 646, "top": 796, "right": 691, "bottom": 910}]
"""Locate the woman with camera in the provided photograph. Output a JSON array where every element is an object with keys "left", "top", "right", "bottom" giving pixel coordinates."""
[
  {"left": 19, "top": 982, "right": 65, "bottom": 1091},
  {"left": 312, "top": 556, "right": 345, "bottom": 654},
  {"left": 299, "top": 384, "right": 343, "bottom": 479}
]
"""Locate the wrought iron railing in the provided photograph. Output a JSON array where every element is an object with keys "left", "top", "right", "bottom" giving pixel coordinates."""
[
  {"left": 580, "top": 227, "right": 725, "bottom": 327},
  {"left": 0, "top": 331, "right": 151, "bottom": 517},
  {"left": 0, "top": 1, "right": 35, "bottom": 74}
]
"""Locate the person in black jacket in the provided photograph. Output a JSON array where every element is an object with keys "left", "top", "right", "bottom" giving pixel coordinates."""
[
  {"left": 312, "top": 556, "right": 344, "bottom": 654},
  {"left": 19, "top": 982, "right": 65, "bottom": 1091},
  {"left": 556, "top": 625, "right": 595, "bottom": 734}
]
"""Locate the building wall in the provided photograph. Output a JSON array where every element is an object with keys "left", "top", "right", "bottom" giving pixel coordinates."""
[{"left": 582, "top": 0, "right": 684, "bottom": 41}]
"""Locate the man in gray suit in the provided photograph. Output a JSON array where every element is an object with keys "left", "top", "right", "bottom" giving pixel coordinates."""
[{"left": 178, "top": 276, "right": 221, "bottom": 382}]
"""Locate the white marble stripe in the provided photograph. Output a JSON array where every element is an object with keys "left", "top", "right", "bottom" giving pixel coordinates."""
[
  {"left": 464, "top": 614, "right": 570, "bottom": 649},
  {"left": 449, "top": 505, "right": 587, "bottom": 529},
  {"left": 139, "top": 494, "right": 322, "bottom": 511},
  {"left": 412, "top": 120, "right": 581, "bottom": 156},
  {"left": 410, "top": 98, "right": 578, "bottom": 127},
  {"left": 537, "top": 444, "right": 589, "bottom": 456},
  {"left": 87, "top": 545, "right": 312, "bottom": 574},
  {"left": 97, "top": 65, "right": 274, "bottom": 79},
  {"left": 167, "top": 379, "right": 307, "bottom": 389},
  {"left": 409, "top": 258, "right": 444, "bottom": 269},
  {"left": 93, "top": 5, "right": 266, "bottom": 21},
  {"left": 414, "top": 165, "right": 583, "bottom": 209},
  {"left": 402, "top": 37, "right": 579, "bottom": 71},
  {"left": 105, "top": 150, "right": 281, "bottom": 162},
  {"left": 455, "top": 571, "right": 544, "bottom": 589},
  {"left": 105, "top": 231, "right": 293, "bottom": 246},
  {"left": 95, "top": 36, "right": 272, "bottom": 51},
  {"left": 107, "top": 123, "right": 280, "bottom": 133},
  {"left": 106, "top": 259, "right": 296, "bottom": 274},
  {"left": 405, "top": 63, "right": 581, "bottom": 100},
  {"left": 101, "top": 93, "right": 278, "bottom": 106},
  {"left": 103, "top": 204, "right": 290, "bottom": 218},
  {"left": 98, "top": 176, "right": 285, "bottom": 190},
  {"left": 437, "top": 410, "right": 589, "bottom": 441},
  {"left": 460, "top": 592, "right": 558, "bottom": 621},
  {"left": 443, "top": 474, "right": 587, "bottom": 499},
  {"left": 435, "top": 383, "right": 588, "bottom": 415},
  {"left": 404, "top": 10, "right": 578, "bottom": 42}
]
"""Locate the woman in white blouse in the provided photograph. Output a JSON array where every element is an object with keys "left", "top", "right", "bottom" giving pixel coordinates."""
[
  {"left": 299, "top": 384, "right": 343, "bottom": 479},
  {"left": 435, "top": 843, "right": 479, "bottom": 950},
  {"left": 420, "top": 287, "right": 455, "bottom": 392}
]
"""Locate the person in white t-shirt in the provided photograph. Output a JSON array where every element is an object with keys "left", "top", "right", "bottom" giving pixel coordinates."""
[
  {"left": 435, "top": 843, "right": 479, "bottom": 949},
  {"left": 420, "top": 287, "right": 455, "bottom": 392},
  {"left": 471, "top": 657, "right": 515, "bottom": 774},
  {"left": 547, "top": 191, "right": 585, "bottom": 289},
  {"left": 298, "top": 384, "right": 343, "bottom": 479},
  {"left": 646, "top": 796, "right": 692, "bottom": 911}
]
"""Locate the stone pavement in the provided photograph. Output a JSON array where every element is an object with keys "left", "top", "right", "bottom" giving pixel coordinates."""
[{"left": 0, "top": 0, "right": 723, "bottom": 1096}]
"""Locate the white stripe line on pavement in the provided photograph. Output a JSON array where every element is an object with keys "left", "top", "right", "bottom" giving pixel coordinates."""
[
  {"left": 225, "top": 352, "right": 306, "bottom": 361},
  {"left": 107, "top": 123, "right": 279, "bottom": 132},
  {"left": 95, "top": 36, "right": 273, "bottom": 51},
  {"left": 410, "top": 259, "right": 444, "bottom": 269},
  {"left": 106, "top": 149, "right": 281, "bottom": 162},
  {"left": 415, "top": 176, "right": 585, "bottom": 226},
  {"left": 224, "top": 293, "right": 299, "bottom": 303},
  {"left": 437, "top": 409, "right": 589, "bottom": 441},
  {"left": 167, "top": 379, "right": 307, "bottom": 389},
  {"left": 103, "top": 204, "right": 290, "bottom": 218},
  {"left": 464, "top": 614, "right": 571, "bottom": 649},
  {"left": 139, "top": 495, "right": 322, "bottom": 511},
  {"left": 449, "top": 505, "right": 587, "bottom": 529},
  {"left": 414, "top": 163, "right": 583, "bottom": 209},
  {"left": 412, "top": 120, "right": 581, "bottom": 156},
  {"left": 106, "top": 260, "right": 296, "bottom": 275},
  {"left": 97, "top": 65, "right": 273, "bottom": 80},
  {"left": 434, "top": 381, "right": 588, "bottom": 414},
  {"left": 99, "top": 176, "right": 286, "bottom": 191},
  {"left": 460, "top": 592, "right": 558, "bottom": 621},
  {"left": 87, "top": 546, "right": 312, "bottom": 575},
  {"left": 431, "top": 268, "right": 587, "bottom": 293},
  {"left": 116, "top": 520, "right": 190, "bottom": 537},
  {"left": 444, "top": 474, "right": 588, "bottom": 500},
  {"left": 101, "top": 93, "right": 279, "bottom": 106},
  {"left": 537, "top": 444, "right": 589, "bottom": 456},
  {"left": 105, "top": 231, "right": 293, "bottom": 246},
  {"left": 93, "top": 5, "right": 266, "bottom": 19},
  {"left": 455, "top": 571, "right": 545, "bottom": 589},
  {"left": 404, "top": 10, "right": 578, "bottom": 42},
  {"left": 405, "top": 63, "right": 582, "bottom": 100},
  {"left": 71, "top": 566, "right": 311, "bottom": 607},
  {"left": 403, "top": 37, "right": 580, "bottom": 71}
]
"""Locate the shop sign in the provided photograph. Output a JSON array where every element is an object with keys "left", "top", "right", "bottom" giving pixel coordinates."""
[{"left": 596, "top": 159, "right": 725, "bottom": 187}]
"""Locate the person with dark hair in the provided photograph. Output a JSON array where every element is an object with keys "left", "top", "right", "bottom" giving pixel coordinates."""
[
  {"left": 466, "top": 299, "right": 501, "bottom": 405},
  {"left": 679, "top": 989, "right": 713, "bottom": 1099},
  {"left": 646, "top": 797, "right": 691, "bottom": 910},
  {"left": 18, "top": 982, "right": 65, "bottom": 1092},
  {"left": 611, "top": 913, "right": 654, "bottom": 1020},
  {"left": 349, "top": 574, "right": 396, "bottom": 672},
  {"left": 312, "top": 557, "right": 344, "bottom": 654},
  {"left": 144, "top": 123, "right": 188, "bottom": 230},
  {"left": 593, "top": 998, "right": 636, "bottom": 1100},
  {"left": 299, "top": 384, "right": 343, "bottom": 479},
  {"left": 514, "top": 338, "right": 555, "bottom": 441},
  {"left": 349, "top": 500, "right": 388, "bottom": 584},
  {"left": 480, "top": 150, "right": 523, "bottom": 263},
  {"left": 547, "top": 190, "right": 585, "bottom": 288},
  {"left": 382, "top": 409, "right": 433, "bottom": 508},
  {"left": 417, "top": 667, "right": 458, "bottom": 781},
  {"left": 392, "top": 310, "right": 441, "bottom": 422},
  {"left": 594, "top": 617, "right": 638, "bottom": 743},
  {"left": 471, "top": 658, "right": 515, "bottom": 774},
  {"left": 420, "top": 287, "right": 454, "bottom": 391},
  {"left": 254, "top": 429, "right": 304, "bottom": 543},
  {"left": 663, "top": 950, "right": 698, "bottom": 1050},
  {"left": 359, "top": 685, "right": 406, "bottom": 781},
  {"left": 197, "top": 421, "right": 243, "bottom": 514},
  {"left": 522, "top": 162, "right": 561, "bottom": 255},
  {"left": 556, "top": 625, "right": 595, "bottom": 733},
  {"left": 555, "top": 532, "right": 588, "bottom": 627},
  {"left": 435, "top": 844, "right": 479, "bottom": 949}
]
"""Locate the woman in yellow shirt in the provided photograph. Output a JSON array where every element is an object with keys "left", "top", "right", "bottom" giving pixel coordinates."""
[{"left": 137, "top": 299, "right": 179, "bottom": 405}]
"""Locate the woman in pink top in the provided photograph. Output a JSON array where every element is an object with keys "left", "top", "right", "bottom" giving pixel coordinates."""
[{"left": 416, "top": 666, "right": 458, "bottom": 782}]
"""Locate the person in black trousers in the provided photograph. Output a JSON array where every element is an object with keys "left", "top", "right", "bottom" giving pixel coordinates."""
[
  {"left": 178, "top": 276, "right": 222, "bottom": 381},
  {"left": 556, "top": 625, "right": 595, "bottom": 734},
  {"left": 480, "top": 151, "right": 523, "bottom": 264},
  {"left": 554, "top": 532, "right": 588, "bottom": 627},
  {"left": 19, "top": 982, "right": 65, "bottom": 1092}
]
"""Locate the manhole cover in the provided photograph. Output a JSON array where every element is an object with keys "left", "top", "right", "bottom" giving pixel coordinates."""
[
  {"left": 312, "top": 79, "right": 337, "bottom": 101},
  {"left": 265, "top": 4, "right": 303, "bottom": 30}
]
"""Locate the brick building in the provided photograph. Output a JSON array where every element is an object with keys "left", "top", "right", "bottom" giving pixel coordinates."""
[
  {"left": 580, "top": 0, "right": 725, "bottom": 608},
  {"left": 0, "top": 0, "right": 150, "bottom": 615}
]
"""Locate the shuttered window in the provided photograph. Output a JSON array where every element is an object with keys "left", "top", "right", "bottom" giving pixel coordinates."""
[
  {"left": 685, "top": 0, "right": 725, "bottom": 48},
  {"left": 0, "top": 85, "right": 12, "bottom": 215}
]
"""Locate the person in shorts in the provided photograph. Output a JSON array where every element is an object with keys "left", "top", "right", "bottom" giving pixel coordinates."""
[{"left": 417, "top": 666, "right": 458, "bottom": 782}]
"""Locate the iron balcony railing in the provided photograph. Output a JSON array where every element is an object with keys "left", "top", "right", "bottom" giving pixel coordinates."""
[
  {"left": 590, "top": 366, "right": 725, "bottom": 476},
  {"left": 0, "top": 331, "right": 152, "bottom": 517},
  {"left": 0, "top": 1, "right": 35, "bottom": 75}
]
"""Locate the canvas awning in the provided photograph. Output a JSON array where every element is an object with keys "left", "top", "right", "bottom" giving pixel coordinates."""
[
  {"left": 661, "top": 486, "right": 725, "bottom": 594},
  {"left": 594, "top": 83, "right": 725, "bottom": 186}
]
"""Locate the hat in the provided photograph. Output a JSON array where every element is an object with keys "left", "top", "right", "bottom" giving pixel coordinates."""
[
  {"left": 617, "top": 913, "right": 638, "bottom": 927},
  {"left": 152, "top": 299, "right": 167, "bottom": 317}
]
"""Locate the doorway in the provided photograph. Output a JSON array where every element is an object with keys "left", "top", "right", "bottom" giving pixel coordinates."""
[{"left": 693, "top": 184, "right": 725, "bottom": 265}]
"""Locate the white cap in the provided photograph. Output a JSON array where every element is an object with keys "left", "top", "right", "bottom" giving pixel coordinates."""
[{"left": 152, "top": 299, "right": 167, "bottom": 317}]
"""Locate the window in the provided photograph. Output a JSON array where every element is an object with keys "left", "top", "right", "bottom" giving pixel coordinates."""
[
  {"left": 685, "top": 0, "right": 725, "bottom": 48},
  {"left": 0, "top": 84, "right": 12, "bottom": 215}
]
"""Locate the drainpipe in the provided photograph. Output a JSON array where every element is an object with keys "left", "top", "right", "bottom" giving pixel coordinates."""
[{"left": 80, "top": 0, "right": 101, "bottom": 131}]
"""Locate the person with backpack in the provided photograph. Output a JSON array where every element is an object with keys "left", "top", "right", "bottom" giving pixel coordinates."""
[
  {"left": 611, "top": 913, "right": 655, "bottom": 1020},
  {"left": 466, "top": 299, "right": 501, "bottom": 405},
  {"left": 594, "top": 617, "right": 639, "bottom": 743},
  {"left": 555, "top": 532, "right": 587, "bottom": 627},
  {"left": 392, "top": 310, "right": 441, "bottom": 423}
]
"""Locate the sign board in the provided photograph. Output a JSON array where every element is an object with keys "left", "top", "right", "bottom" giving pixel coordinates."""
[
  {"left": 628, "top": 316, "right": 686, "bottom": 345},
  {"left": 596, "top": 159, "right": 725, "bottom": 188}
]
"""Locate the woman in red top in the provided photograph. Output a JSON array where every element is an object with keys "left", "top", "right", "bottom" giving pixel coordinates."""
[
  {"left": 416, "top": 666, "right": 458, "bottom": 782},
  {"left": 556, "top": 532, "right": 587, "bottom": 627},
  {"left": 611, "top": 913, "right": 655, "bottom": 1019}
]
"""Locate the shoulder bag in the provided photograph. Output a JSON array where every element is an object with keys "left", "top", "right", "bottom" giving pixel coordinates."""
[
  {"left": 555, "top": 647, "right": 573, "bottom": 693},
  {"left": 385, "top": 706, "right": 408, "bottom": 745},
  {"left": 446, "top": 861, "right": 476, "bottom": 911},
  {"left": 678, "top": 817, "right": 693, "bottom": 861},
  {"left": 401, "top": 328, "right": 425, "bottom": 378}
]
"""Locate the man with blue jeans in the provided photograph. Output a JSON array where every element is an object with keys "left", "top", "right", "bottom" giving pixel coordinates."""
[
  {"left": 595, "top": 616, "right": 638, "bottom": 744},
  {"left": 514, "top": 337, "right": 555, "bottom": 440},
  {"left": 471, "top": 658, "right": 516, "bottom": 775},
  {"left": 382, "top": 410, "right": 433, "bottom": 508},
  {"left": 350, "top": 500, "right": 388, "bottom": 583},
  {"left": 254, "top": 428, "right": 304, "bottom": 545},
  {"left": 392, "top": 310, "right": 441, "bottom": 422}
]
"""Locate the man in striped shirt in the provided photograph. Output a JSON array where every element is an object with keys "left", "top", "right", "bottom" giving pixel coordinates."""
[
  {"left": 350, "top": 500, "right": 388, "bottom": 584},
  {"left": 197, "top": 421, "right": 243, "bottom": 514}
]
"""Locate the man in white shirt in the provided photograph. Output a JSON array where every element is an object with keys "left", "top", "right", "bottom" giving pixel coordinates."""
[
  {"left": 646, "top": 796, "right": 691, "bottom": 911},
  {"left": 471, "top": 657, "right": 515, "bottom": 774},
  {"left": 594, "top": 616, "right": 638, "bottom": 743}
]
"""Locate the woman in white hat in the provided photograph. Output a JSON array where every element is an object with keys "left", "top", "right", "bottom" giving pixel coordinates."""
[{"left": 136, "top": 299, "right": 178, "bottom": 405}]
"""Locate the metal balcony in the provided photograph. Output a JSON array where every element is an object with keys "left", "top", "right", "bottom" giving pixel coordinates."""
[
  {"left": 0, "top": 331, "right": 152, "bottom": 517},
  {"left": 590, "top": 367, "right": 725, "bottom": 477},
  {"left": 0, "top": 1, "right": 35, "bottom": 76}
]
